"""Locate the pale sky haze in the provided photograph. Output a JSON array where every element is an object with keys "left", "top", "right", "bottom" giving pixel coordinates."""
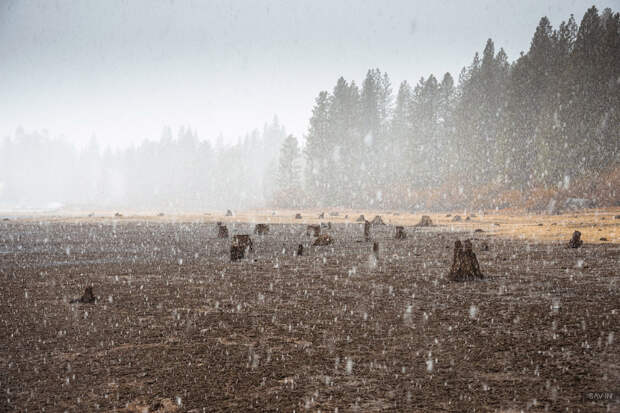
[{"left": 1, "top": 0, "right": 617, "bottom": 148}]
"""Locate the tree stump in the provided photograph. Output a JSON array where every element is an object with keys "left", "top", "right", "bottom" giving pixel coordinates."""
[
  {"left": 568, "top": 231, "right": 583, "bottom": 248},
  {"left": 395, "top": 226, "right": 407, "bottom": 239},
  {"left": 307, "top": 224, "right": 320, "bottom": 237},
  {"left": 364, "top": 220, "right": 371, "bottom": 241},
  {"left": 254, "top": 224, "right": 269, "bottom": 235},
  {"left": 371, "top": 215, "right": 385, "bottom": 225},
  {"left": 372, "top": 242, "right": 379, "bottom": 255},
  {"left": 295, "top": 213, "right": 302, "bottom": 219},
  {"left": 114, "top": 212, "right": 123, "bottom": 217},
  {"left": 448, "top": 240, "right": 484, "bottom": 281},
  {"left": 356, "top": 214, "right": 366, "bottom": 222},
  {"left": 230, "top": 234, "right": 253, "bottom": 261},
  {"left": 318, "top": 212, "right": 325, "bottom": 219},
  {"left": 232, "top": 234, "right": 253, "bottom": 252},
  {"left": 415, "top": 215, "right": 434, "bottom": 227},
  {"left": 313, "top": 234, "right": 333, "bottom": 246},
  {"left": 297, "top": 244, "right": 304, "bottom": 256},
  {"left": 225, "top": 209, "right": 233, "bottom": 217},
  {"left": 230, "top": 245, "right": 245, "bottom": 261},
  {"left": 451, "top": 215, "right": 462, "bottom": 222},
  {"left": 217, "top": 222, "right": 229, "bottom": 238},
  {"left": 70, "top": 286, "right": 96, "bottom": 304}
]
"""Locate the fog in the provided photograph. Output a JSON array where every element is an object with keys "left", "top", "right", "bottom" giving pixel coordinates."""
[{"left": 0, "top": 0, "right": 618, "bottom": 212}]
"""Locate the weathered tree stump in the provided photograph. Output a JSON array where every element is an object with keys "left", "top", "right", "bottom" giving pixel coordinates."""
[
  {"left": 217, "top": 222, "right": 229, "bottom": 238},
  {"left": 415, "top": 215, "right": 434, "bottom": 227},
  {"left": 465, "top": 216, "right": 471, "bottom": 221},
  {"left": 230, "top": 245, "right": 245, "bottom": 261},
  {"left": 318, "top": 212, "right": 325, "bottom": 219},
  {"left": 230, "top": 234, "right": 253, "bottom": 261},
  {"left": 313, "top": 234, "right": 333, "bottom": 246},
  {"left": 356, "top": 214, "right": 366, "bottom": 222},
  {"left": 568, "top": 231, "right": 583, "bottom": 248},
  {"left": 448, "top": 240, "right": 484, "bottom": 281},
  {"left": 225, "top": 209, "right": 233, "bottom": 217},
  {"left": 451, "top": 215, "right": 462, "bottom": 222},
  {"left": 364, "top": 220, "right": 371, "bottom": 241},
  {"left": 371, "top": 215, "right": 385, "bottom": 225},
  {"left": 297, "top": 244, "right": 304, "bottom": 256},
  {"left": 70, "top": 286, "right": 96, "bottom": 304},
  {"left": 232, "top": 234, "right": 253, "bottom": 252},
  {"left": 395, "top": 226, "right": 407, "bottom": 239},
  {"left": 254, "top": 224, "right": 269, "bottom": 235},
  {"left": 295, "top": 213, "right": 302, "bottom": 219},
  {"left": 307, "top": 224, "right": 320, "bottom": 237},
  {"left": 114, "top": 212, "right": 123, "bottom": 217},
  {"left": 372, "top": 241, "right": 379, "bottom": 255}
]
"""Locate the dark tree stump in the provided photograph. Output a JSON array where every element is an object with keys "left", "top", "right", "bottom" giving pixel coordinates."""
[
  {"left": 356, "top": 214, "right": 366, "bottom": 222},
  {"left": 448, "top": 240, "right": 484, "bottom": 281},
  {"left": 372, "top": 242, "right": 379, "bottom": 255},
  {"left": 318, "top": 212, "right": 325, "bottom": 219},
  {"left": 395, "top": 226, "right": 407, "bottom": 239},
  {"left": 232, "top": 234, "right": 253, "bottom": 252},
  {"left": 364, "top": 220, "right": 371, "bottom": 241},
  {"left": 230, "top": 234, "right": 253, "bottom": 261},
  {"left": 568, "top": 231, "right": 583, "bottom": 248},
  {"left": 451, "top": 215, "right": 462, "bottom": 222},
  {"left": 114, "top": 212, "right": 123, "bottom": 217},
  {"left": 415, "top": 215, "right": 434, "bottom": 227},
  {"left": 313, "top": 234, "right": 333, "bottom": 246},
  {"left": 371, "top": 215, "right": 385, "bottom": 225},
  {"left": 217, "top": 222, "right": 229, "bottom": 238},
  {"left": 230, "top": 245, "right": 245, "bottom": 261},
  {"left": 295, "top": 213, "right": 302, "bottom": 219},
  {"left": 70, "top": 286, "right": 96, "bottom": 304},
  {"left": 225, "top": 209, "right": 233, "bottom": 217},
  {"left": 297, "top": 244, "right": 304, "bottom": 256},
  {"left": 307, "top": 225, "right": 320, "bottom": 237},
  {"left": 254, "top": 224, "right": 269, "bottom": 235}
]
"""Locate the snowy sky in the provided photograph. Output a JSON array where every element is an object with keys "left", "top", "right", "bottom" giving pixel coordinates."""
[{"left": 1, "top": 0, "right": 616, "bottom": 148}]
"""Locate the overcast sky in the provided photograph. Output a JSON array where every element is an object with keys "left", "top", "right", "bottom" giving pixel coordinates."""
[{"left": 1, "top": 0, "right": 616, "bottom": 148}]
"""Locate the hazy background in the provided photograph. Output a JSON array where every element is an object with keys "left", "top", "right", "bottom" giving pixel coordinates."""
[
  {"left": 0, "top": 0, "right": 618, "bottom": 212},
  {"left": 1, "top": 0, "right": 616, "bottom": 148}
]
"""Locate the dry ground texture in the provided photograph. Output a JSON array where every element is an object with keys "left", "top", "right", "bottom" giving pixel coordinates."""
[{"left": 0, "top": 208, "right": 618, "bottom": 412}]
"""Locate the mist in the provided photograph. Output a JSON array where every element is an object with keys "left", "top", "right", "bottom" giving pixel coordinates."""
[{"left": 0, "top": 0, "right": 618, "bottom": 212}]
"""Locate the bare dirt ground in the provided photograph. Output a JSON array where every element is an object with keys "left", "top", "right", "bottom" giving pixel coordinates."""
[{"left": 1, "top": 210, "right": 618, "bottom": 412}]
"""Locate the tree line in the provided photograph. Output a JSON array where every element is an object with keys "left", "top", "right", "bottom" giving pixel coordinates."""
[
  {"left": 278, "top": 6, "right": 619, "bottom": 210},
  {"left": 0, "top": 119, "right": 286, "bottom": 210}
]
